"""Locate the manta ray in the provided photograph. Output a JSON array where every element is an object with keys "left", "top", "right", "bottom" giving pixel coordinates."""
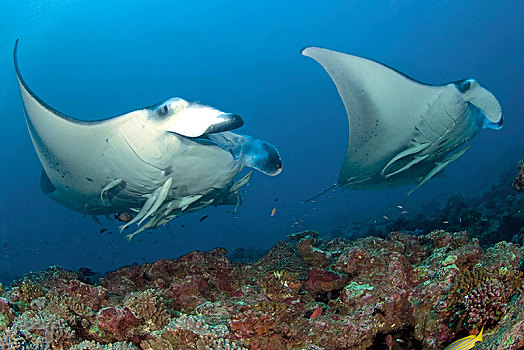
[
  {"left": 302, "top": 47, "right": 503, "bottom": 195},
  {"left": 14, "top": 40, "right": 282, "bottom": 239}
]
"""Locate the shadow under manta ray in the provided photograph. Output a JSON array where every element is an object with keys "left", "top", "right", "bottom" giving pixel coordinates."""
[
  {"left": 302, "top": 46, "right": 503, "bottom": 199},
  {"left": 14, "top": 39, "right": 282, "bottom": 240}
]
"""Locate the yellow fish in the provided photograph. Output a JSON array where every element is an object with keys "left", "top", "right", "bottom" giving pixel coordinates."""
[{"left": 443, "top": 326, "right": 483, "bottom": 350}]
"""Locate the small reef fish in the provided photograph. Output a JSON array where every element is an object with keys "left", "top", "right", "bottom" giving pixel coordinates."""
[
  {"left": 396, "top": 205, "right": 403, "bottom": 209},
  {"left": 115, "top": 212, "right": 132, "bottom": 222},
  {"left": 310, "top": 306, "right": 323, "bottom": 320},
  {"left": 199, "top": 215, "right": 208, "bottom": 222},
  {"left": 401, "top": 210, "right": 408, "bottom": 214},
  {"left": 383, "top": 215, "right": 389, "bottom": 220},
  {"left": 443, "top": 326, "right": 483, "bottom": 350},
  {"left": 271, "top": 208, "right": 276, "bottom": 217}
]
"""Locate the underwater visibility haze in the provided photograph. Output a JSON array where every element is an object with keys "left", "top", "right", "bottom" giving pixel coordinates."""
[
  {"left": 0, "top": 1, "right": 524, "bottom": 348},
  {"left": 0, "top": 0, "right": 523, "bottom": 284}
]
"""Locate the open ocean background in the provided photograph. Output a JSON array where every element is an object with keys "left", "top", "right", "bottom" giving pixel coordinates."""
[{"left": 0, "top": 0, "right": 522, "bottom": 283}]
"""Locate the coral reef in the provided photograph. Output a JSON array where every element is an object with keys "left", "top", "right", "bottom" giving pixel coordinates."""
[
  {"left": 446, "top": 266, "right": 523, "bottom": 330},
  {"left": 335, "top": 163, "right": 524, "bottom": 248},
  {"left": 0, "top": 228, "right": 522, "bottom": 349},
  {"left": 514, "top": 158, "right": 524, "bottom": 192}
]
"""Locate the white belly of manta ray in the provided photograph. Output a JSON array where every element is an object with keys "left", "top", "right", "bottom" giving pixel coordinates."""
[{"left": 14, "top": 40, "right": 282, "bottom": 240}]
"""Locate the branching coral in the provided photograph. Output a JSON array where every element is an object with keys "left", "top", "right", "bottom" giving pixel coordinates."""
[
  {"left": 12, "top": 310, "right": 76, "bottom": 348},
  {"left": 166, "top": 314, "right": 227, "bottom": 337},
  {"left": 45, "top": 291, "right": 95, "bottom": 329},
  {"left": 447, "top": 266, "right": 524, "bottom": 329},
  {"left": 140, "top": 336, "right": 175, "bottom": 350},
  {"left": 62, "top": 280, "right": 108, "bottom": 311},
  {"left": 0, "top": 297, "right": 16, "bottom": 332},
  {"left": 123, "top": 289, "right": 170, "bottom": 331},
  {"left": 50, "top": 293, "right": 95, "bottom": 318},
  {"left": 69, "top": 340, "right": 137, "bottom": 349},
  {"left": 0, "top": 327, "right": 28, "bottom": 349},
  {"left": 140, "top": 314, "right": 246, "bottom": 350},
  {"left": 12, "top": 280, "right": 45, "bottom": 303},
  {"left": 196, "top": 336, "right": 248, "bottom": 350}
]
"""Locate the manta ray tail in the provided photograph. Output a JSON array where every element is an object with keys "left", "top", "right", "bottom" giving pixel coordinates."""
[{"left": 302, "top": 183, "right": 338, "bottom": 203}]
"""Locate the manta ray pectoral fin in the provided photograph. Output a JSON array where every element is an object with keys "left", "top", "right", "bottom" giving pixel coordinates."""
[
  {"left": 100, "top": 179, "right": 123, "bottom": 205},
  {"left": 407, "top": 145, "right": 471, "bottom": 195},
  {"left": 381, "top": 142, "right": 431, "bottom": 177}
]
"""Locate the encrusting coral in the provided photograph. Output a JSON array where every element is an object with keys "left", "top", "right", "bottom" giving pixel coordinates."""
[{"left": 513, "top": 158, "right": 524, "bottom": 192}]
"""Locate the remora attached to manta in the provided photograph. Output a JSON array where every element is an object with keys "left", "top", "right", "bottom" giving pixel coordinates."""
[
  {"left": 302, "top": 47, "right": 503, "bottom": 195},
  {"left": 14, "top": 40, "right": 282, "bottom": 239}
]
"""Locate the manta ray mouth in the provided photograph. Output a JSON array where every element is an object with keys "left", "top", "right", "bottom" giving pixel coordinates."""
[
  {"left": 204, "top": 113, "right": 244, "bottom": 134},
  {"left": 189, "top": 134, "right": 233, "bottom": 155}
]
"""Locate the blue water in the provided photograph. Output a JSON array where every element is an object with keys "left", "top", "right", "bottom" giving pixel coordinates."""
[{"left": 0, "top": 1, "right": 523, "bottom": 282}]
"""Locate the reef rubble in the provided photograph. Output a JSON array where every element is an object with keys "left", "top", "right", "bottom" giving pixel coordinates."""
[
  {"left": 0, "top": 229, "right": 523, "bottom": 350},
  {"left": 513, "top": 158, "right": 524, "bottom": 193}
]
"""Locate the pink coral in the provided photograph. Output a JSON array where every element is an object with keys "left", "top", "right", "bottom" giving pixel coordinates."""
[{"left": 96, "top": 307, "right": 139, "bottom": 340}]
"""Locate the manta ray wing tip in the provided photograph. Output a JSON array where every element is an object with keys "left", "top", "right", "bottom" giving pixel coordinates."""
[
  {"left": 301, "top": 46, "right": 318, "bottom": 57},
  {"left": 300, "top": 46, "right": 310, "bottom": 55}
]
